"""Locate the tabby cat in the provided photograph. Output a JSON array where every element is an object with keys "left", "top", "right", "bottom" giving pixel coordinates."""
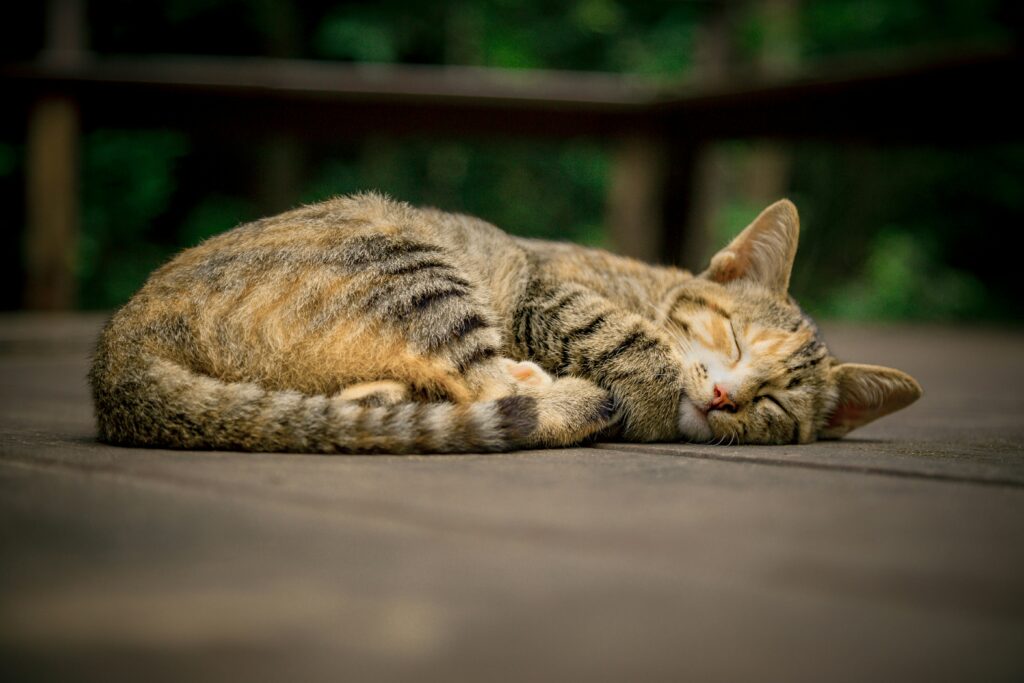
[{"left": 90, "top": 193, "right": 921, "bottom": 453}]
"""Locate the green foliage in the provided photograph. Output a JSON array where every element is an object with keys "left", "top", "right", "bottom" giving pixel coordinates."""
[
  {"left": 302, "top": 1, "right": 703, "bottom": 76},
  {"left": 78, "top": 130, "right": 189, "bottom": 308},
  {"left": 303, "top": 139, "right": 608, "bottom": 246},
  {"left": 0, "top": 143, "right": 16, "bottom": 178},
  {"left": 819, "top": 230, "right": 989, "bottom": 321},
  {"left": 14, "top": 0, "right": 1015, "bottom": 321},
  {"left": 178, "top": 195, "right": 257, "bottom": 247},
  {"left": 801, "top": 0, "right": 1011, "bottom": 58},
  {"left": 314, "top": 11, "right": 398, "bottom": 62},
  {"left": 785, "top": 142, "right": 1024, "bottom": 321}
]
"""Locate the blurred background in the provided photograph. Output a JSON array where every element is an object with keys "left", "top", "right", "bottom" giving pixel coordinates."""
[{"left": 3, "top": 0, "right": 1023, "bottom": 321}]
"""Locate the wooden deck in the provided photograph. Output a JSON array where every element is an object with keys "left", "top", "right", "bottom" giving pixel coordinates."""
[{"left": 1, "top": 314, "right": 1023, "bottom": 682}]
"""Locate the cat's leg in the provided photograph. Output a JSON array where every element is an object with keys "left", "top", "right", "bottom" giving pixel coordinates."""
[
  {"left": 469, "top": 358, "right": 551, "bottom": 401},
  {"left": 454, "top": 355, "right": 612, "bottom": 446},
  {"left": 510, "top": 279, "right": 685, "bottom": 442},
  {"left": 341, "top": 234, "right": 612, "bottom": 447},
  {"left": 489, "top": 357, "right": 613, "bottom": 447},
  {"left": 342, "top": 234, "right": 506, "bottom": 397}
]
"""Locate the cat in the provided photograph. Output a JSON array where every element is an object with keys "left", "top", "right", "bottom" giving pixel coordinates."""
[{"left": 89, "top": 193, "right": 921, "bottom": 453}]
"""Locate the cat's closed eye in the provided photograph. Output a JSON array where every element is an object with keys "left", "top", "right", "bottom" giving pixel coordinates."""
[{"left": 727, "top": 319, "right": 741, "bottom": 362}]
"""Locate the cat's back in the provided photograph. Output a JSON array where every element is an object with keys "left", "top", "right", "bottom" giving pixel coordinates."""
[
  {"left": 153, "top": 192, "right": 433, "bottom": 285},
  {"left": 123, "top": 192, "right": 512, "bottom": 311},
  {"left": 92, "top": 193, "right": 518, "bottom": 394}
]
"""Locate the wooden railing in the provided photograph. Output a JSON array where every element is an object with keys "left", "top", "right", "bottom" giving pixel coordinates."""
[{"left": 4, "top": 47, "right": 1022, "bottom": 308}]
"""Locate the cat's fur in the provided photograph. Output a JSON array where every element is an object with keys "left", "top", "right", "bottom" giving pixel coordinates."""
[{"left": 89, "top": 193, "right": 921, "bottom": 453}]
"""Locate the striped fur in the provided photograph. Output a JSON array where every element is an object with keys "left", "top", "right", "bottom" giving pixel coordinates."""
[{"left": 90, "top": 193, "right": 921, "bottom": 452}]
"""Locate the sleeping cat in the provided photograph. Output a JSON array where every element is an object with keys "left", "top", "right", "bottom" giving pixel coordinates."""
[{"left": 89, "top": 193, "right": 921, "bottom": 453}]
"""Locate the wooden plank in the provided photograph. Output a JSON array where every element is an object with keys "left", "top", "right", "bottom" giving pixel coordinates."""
[
  {"left": 606, "top": 134, "right": 667, "bottom": 263},
  {"left": 3, "top": 441, "right": 1023, "bottom": 682},
  {"left": 1, "top": 57, "right": 654, "bottom": 140},
  {"left": 41, "top": 0, "right": 87, "bottom": 65},
  {"left": 2, "top": 315, "right": 1024, "bottom": 680},
  {"left": 655, "top": 48, "right": 1024, "bottom": 142},
  {"left": 3, "top": 49, "right": 1021, "bottom": 141},
  {"left": 2, "top": 56, "right": 656, "bottom": 108},
  {"left": 23, "top": 95, "right": 79, "bottom": 310},
  {"left": 599, "top": 439, "right": 1024, "bottom": 488},
  {"left": 21, "top": 0, "right": 87, "bottom": 311}
]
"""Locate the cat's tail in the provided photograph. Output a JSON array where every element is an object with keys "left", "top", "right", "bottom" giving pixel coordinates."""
[{"left": 91, "top": 355, "right": 611, "bottom": 454}]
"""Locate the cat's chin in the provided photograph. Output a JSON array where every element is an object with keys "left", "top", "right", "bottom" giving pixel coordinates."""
[{"left": 677, "top": 398, "right": 714, "bottom": 443}]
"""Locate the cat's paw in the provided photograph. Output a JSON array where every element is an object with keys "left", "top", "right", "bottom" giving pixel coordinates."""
[
  {"left": 338, "top": 380, "right": 409, "bottom": 407},
  {"left": 501, "top": 359, "right": 554, "bottom": 389},
  {"left": 528, "top": 377, "right": 615, "bottom": 448}
]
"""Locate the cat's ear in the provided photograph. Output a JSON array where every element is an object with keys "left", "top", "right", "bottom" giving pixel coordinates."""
[
  {"left": 701, "top": 199, "right": 799, "bottom": 294},
  {"left": 819, "top": 363, "right": 922, "bottom": 439}
]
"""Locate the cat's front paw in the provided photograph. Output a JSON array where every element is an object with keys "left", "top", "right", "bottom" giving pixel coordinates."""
[
  {"left": 609, "top": 378, "right": 687, "bottom": 443},
  {"left": 338, "top": 380, "right": 410, "bottom": 407},
  {"left": 501, "top": 359, "right": 554, "bottom": 389},
  {"left": 527, "top": 377, "right": 614, "bottom": 448}
]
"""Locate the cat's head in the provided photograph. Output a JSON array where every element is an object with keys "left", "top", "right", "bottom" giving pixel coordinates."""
[{"left": 665, "top": 200, "right": 921, "bottom": 444}]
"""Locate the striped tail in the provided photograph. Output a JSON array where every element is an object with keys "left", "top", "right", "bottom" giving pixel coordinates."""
[{"left": 92, "top": 356, "right": 541, "bottom": 454}]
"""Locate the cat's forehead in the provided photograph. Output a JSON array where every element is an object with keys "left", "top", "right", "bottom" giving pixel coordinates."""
[
  {"left": 671, "top": 279, "right": 829, "bottom": 372},
  {"left": 668, "top": 278, "right": 735, "bottom": 314},
  {"left": 744, "top": 297, "right": 829, "bottom": 364},
  {"left": 671, "top": 278, "right": 804, "bottom": 328},
  {"left": 744, "top": 320, "right": 814, "bottom": 354}
]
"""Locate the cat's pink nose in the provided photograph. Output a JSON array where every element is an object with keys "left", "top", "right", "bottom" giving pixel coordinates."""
[{"left": 709, "top": 384, "right": 737, "bottom": 413}]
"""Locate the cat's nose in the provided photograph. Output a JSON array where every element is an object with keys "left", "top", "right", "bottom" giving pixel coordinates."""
[{"left": 709, "top": 384, "right": 737, "bottom": 413}]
